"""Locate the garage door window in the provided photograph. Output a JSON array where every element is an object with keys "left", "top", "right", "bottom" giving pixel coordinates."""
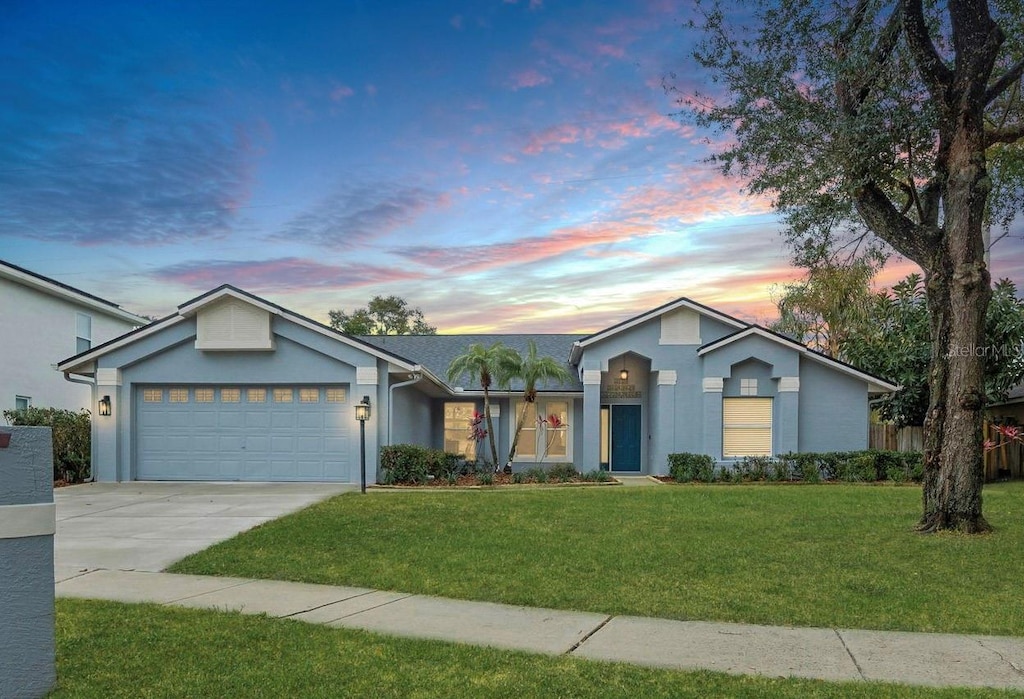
[
  {"left": 143, "top": 389, "right": 162, "bottom": 403},
  {"left": 326, "top": 388, "right": 346, "bottom": 403},
  {"left": 221, "top": 388, "right": 240, "bottom": 403},
  {"left": 247, "top": 388, "right": 266, "bottom": 403},
  {"left": 273, "top": 388, "right": 293, "bottom": 403},
  {"left": 299, "top": 388, "right": 319, "bottom": 403},
  {"left": 169, "top": 388, "right": 189, "bottom": 403},
  {"left": 195, "top": 388, "right": 214, "bottom": 403}
]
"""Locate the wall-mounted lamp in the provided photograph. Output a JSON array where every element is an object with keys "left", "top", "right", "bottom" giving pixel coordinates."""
[
  {"left": 98, "top": 395, "right": 112, "bottom": 417},
  {"left": 355, "top": 395, "right": 371, "bottom": 494},
  {"left": 619, "top": 358, "right": 629, "bottom": 381}
]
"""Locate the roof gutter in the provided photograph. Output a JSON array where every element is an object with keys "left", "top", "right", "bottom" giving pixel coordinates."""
[{"left": 62, "top": 371, "right": 98, "bottom": 482}]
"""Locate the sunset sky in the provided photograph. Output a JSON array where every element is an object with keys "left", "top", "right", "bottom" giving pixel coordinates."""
[{"left": 3, "top": 1, "right": 1022, "bottom": 333}]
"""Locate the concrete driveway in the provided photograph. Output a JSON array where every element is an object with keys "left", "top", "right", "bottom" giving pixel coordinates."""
[{"left": 55, "top": 482, "right": 355, "bottom": 582}]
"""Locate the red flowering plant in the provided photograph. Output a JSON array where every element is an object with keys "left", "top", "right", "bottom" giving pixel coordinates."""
[
  {"left": 468, "top": 410, "right": 488, "bottom": 444},
  {"left": 537, "top": 412, "right": 568, "bottom": 461},
  {"left": 986, "top": 423, "right": 1022, "bottom": 451}
]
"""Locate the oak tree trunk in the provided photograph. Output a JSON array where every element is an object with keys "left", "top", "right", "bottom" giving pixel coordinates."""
[{"left": 917, "top": 112, "right": 993, "bottom": 533}]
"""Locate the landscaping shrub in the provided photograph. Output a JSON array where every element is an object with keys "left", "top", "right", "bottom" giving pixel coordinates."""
[
  {"left": 380, "top": 444, "right": 464, "bottom": 484},
  {"left": 667, "top": 452, "right": 716, "bottom": 482},
  {"left": 580, "top": 469, "right": 613, "bottom": 482},
  {"left": 546, "top": 462, "right": 579, "bottom": 482},
  {"left": 522, "top": 466, "right": 548, "bottom": 483},
  {"left": 3, "top": 407, "right": 91, "bottom": 483}
]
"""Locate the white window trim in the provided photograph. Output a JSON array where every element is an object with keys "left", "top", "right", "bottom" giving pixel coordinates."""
[{"left": 510, "top": 398, "right": 573, "bottom": 463}]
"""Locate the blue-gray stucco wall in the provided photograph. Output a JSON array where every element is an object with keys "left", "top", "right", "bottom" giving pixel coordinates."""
[
  {"left": 798, "top": 357, "right": 871, "bottom": 452},
  {"left": 0, "top": 426, "right": 56, "bottom": 699}
]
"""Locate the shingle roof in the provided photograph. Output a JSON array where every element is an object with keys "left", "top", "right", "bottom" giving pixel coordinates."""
[{"left": 358, "top": 334, "right": 585, "bottom": 392}]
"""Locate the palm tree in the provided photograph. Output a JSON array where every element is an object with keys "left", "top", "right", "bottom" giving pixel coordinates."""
[
  {"left": 446, "top": 342, "right": 515, "bottom": 470},
  {"left": 502, "top": 340, "right": 572, "bottom": 469}
]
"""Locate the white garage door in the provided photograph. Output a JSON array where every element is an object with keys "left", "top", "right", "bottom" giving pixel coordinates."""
[{"left": 135, "top": 385, "right": 351, "bottom": 481}]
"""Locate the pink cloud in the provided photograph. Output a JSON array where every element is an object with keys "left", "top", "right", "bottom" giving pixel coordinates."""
[
  {"left": 522, "top": 123, "right": 582, "bottom": 154},
  {"left": 397, "top": 222, "right": 654, "bottom": 275},
  {"left": 509, "top": 69, "right": 552, "bottom": 90},
  {"left": 152, "top": 258, "right": 423, "bottom": 294},
  {"left": 330, "top": 85, "right": 354, "bottom": 101},
  {"left": 596, "top": 43, "right": 626, "bottom": 58}
]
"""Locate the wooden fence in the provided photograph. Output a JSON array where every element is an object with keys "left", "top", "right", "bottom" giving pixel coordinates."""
[{"left": 869, "top": 423, "right": 1023, "bottom": 481}]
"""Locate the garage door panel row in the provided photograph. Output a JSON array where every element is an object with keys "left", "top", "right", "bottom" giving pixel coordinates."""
[{"left": 134, "top": 385, "right": 352, "bottom": 482}]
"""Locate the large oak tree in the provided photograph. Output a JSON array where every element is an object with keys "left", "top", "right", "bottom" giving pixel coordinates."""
[{"left": 679, "top": 0, "right": 1024, "bottom": 531}]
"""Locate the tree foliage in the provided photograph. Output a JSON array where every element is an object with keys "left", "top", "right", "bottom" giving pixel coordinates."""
[
  {"left": 678, "top": 0, "right": 1024, "bottom": 532},
  {"left": 770, "top": 258, "right": 880, "bottom": 357},
  {"left": 329, "top": 295, "right": 436, "bottom": 335},
  {"left": 844, "top": 276, "right": 1024, "bottom": 427}
]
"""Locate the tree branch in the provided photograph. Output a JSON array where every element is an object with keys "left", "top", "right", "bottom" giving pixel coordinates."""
[
  {"left": 986, "top": 57, "right": 1024, "bottom": 104},
  {"left": 902, "top": 0, "right": 953, "bottom": 101},
  {"left": 986, "top": 123, "right": 1024, "bottom": 147},
  {"left": 855, "top": 3, "right": 904, "bottom": 106},
  {"left": 853, "top": 181, "right": 931, "bottom": 264}
]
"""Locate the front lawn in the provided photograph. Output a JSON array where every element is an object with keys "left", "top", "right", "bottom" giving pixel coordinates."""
[
  {"left": 51, "top": 600, "right": 1015, "bottom": 698},
  {"left": 169, "top": 483, "right": 1024, "bottom": 636}
]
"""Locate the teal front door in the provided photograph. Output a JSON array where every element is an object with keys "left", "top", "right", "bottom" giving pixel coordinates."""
[{"left": 611, "top": 405, "right": 642, "bottom": 472}]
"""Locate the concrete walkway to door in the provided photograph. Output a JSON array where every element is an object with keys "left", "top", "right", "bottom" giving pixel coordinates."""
[{"left": 54, "top": 482, "right": 355, "bottom": 581}]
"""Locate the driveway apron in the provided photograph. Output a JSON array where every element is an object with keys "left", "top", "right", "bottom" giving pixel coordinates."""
[{"left": 54, "top": 482, "right": 354, "bottom": 581}]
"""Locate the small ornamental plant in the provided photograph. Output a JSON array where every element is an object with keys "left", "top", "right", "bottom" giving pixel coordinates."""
[
  {"left": 468, "top": 410, "right": 488, "bottom": 444},
  {"left": 986, "top": 423, "right": 1022, "bottom": 451},
  {"left": 537, "top": 413, "right": 568, "bottom": 462}
]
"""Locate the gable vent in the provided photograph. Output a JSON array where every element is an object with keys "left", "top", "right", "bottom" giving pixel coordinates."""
[
  {"left": 660, "top": 308, "right": 700, "bottom": 345},
  {"left": 195, "top": 299, "right": 274, "bottom": 351}
]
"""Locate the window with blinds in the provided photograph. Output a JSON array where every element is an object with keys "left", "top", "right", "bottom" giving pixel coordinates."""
[{"left": 722, "top": 397, "right": 772, "bottom": 458}]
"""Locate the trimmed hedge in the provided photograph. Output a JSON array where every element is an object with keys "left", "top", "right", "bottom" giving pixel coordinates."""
[
  {"left": 668, "top": 453, "right": 716, "bottom": 483},
  {"left": 379, "top": 444, "right": 471, "bottom": 484},
  {"left": 667, "top": 450, "right": 924, "bottom": 484},
  {"left": 3, "top": 407, "right": 92, "bottom": 483}
]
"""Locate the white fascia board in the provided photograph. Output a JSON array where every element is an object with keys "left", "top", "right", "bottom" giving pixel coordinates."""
[
  {"left": 1, "top": 265, "right": 147, "bottom": 324},
  {"left": 177, "top": 287, "right": 283, "bottom": 318},
  {"left": 576, "top": 298, "right": 746, "bottom": 351},
  {"left": 56, "top": 315, "right": 187, "bottom": 374},
  {"left": 698, "top": 326, "right": 899, "bottom": 393}
]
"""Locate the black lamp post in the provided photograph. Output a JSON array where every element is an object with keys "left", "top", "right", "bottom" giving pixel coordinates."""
[{"left": 355, "top": 395, "right": 371, "bottom": 493}]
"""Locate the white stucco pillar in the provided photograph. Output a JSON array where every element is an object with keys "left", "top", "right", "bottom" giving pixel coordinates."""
[
  {"left": 356, "top": 366, "right": 380, "bottom": 484},
  {"left": 702, "top": 377, "right": 724, "bottom": 459},
  {"left": 95, "top": 368, "right": 121, "bottom": 481},
  {"left": 652, "top": 370, "right": 677, "bottom": 476},
  {"left": 582, "top": 369, "right": 602, "bottom": 472},
  {"left": 776, "top": 376, "right": 800, "bottom": 454}
]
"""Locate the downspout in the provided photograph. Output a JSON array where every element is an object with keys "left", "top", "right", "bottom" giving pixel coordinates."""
[
  {"left": 63, "top": 371, "right": 98, "bottom": 482},
  {"left": 387, "top": 372, "right": 422, "bottom": 446}
]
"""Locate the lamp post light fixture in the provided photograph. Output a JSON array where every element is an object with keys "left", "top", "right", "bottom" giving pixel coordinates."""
[
  {"left": 98, "top": 395, "right": 112, "bottom": 417},
  {"left": 355, "top": 395, "right": 371, "bottom": 493}
]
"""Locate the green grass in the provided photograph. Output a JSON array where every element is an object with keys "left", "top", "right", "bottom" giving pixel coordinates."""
[
  {"left": 52, "top": 599, "right": 1019, "bottom": 698},
  {"left": 169, "top": 482, "right": 1024, "bottom": 636}
]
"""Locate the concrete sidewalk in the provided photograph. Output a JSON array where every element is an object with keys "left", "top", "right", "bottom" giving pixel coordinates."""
[{"left": 55, "top": 569, "right": 1024, "bottom": 691}]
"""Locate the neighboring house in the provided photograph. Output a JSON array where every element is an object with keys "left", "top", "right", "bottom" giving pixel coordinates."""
[
  {"left": 1, "top": 259, "right": 147, "bottom": 414},
  {"left": 988, "top": 383, "right": 1024, "bottom": 425},
  {"left": 56, "top": 285, "right": 896, "bottom": 483}
]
